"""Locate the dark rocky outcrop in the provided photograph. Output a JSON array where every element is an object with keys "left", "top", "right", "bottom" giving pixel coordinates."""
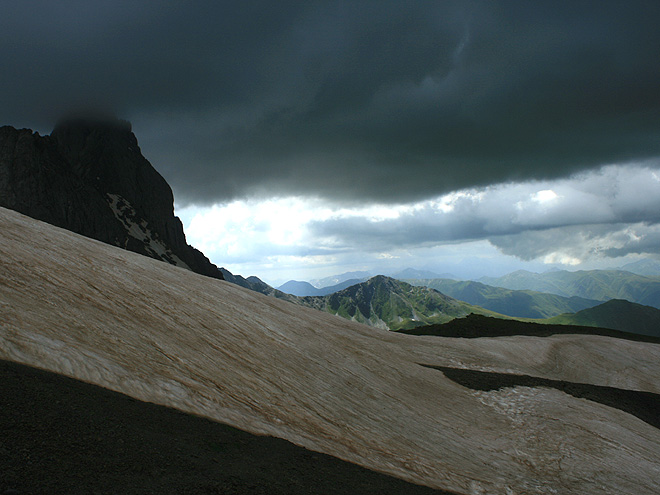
[
  {"left": 399, "top": 313, "right": 660, "bottom": 343},
  {"left": 0, "top": 125, "right": 125, "bottom": 246},
  {"left": 0, "top": 118, "right": 223, "bottom": 280}
]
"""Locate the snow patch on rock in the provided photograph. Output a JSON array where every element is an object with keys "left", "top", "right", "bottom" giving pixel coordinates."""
[{"left": 106, "top": 193, "right": 189, "bottom": 269}]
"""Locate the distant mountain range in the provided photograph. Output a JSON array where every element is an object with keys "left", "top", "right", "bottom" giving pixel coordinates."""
[
  {"left": 309, "top": 271, "right": 372, "bottom": 289},
  {"left": 282, "top": 269, "right": 660, "bottom": 334},
  {"left": 307, "top": 268, "right": 457, "bottom": 289},
  {"left": 619, "top": 259, "right": 660, "bottom": 277},
  {"left": 297, "top": 275, "right": 503, "bottom": 331},
  {"left": 278, "top": 279, "right": 366, "bottom": 297},
  {"left": 401, "top": 298, "right": 660, "bottom": 340},
  {"left": 479, "top": 269, "right": 660, "bottom": 309},
  {"left": 304, "top": 275, "right": 660, "bottom": 337},
  {"left": 292, "top": 271, "right": 660, "bottom": 335},
  {"left": 406, "top": 278, "right": 601, "bottom": 319},
  {"left": 389, "top": 268, "right": 458, "bottom": 281}
]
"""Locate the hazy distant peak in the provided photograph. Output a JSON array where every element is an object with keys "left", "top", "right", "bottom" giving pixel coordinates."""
[
  {"left": 310, "top": 271, "right": 372, "bottom": 289},
  {"left": 277, "top": 280, "right": 318, "bottom": 296},
  {"left": 620, "top": 258, "right": 660, "bottom": 277},
  {"left": 278, "top": 278, "right": 366, "bottom": 297},
  {"left": 480, "top": 268, "right": 660, "bottom": 309},
  {"left": 390, "top": 268, "right": 458, "bottom": 280}
]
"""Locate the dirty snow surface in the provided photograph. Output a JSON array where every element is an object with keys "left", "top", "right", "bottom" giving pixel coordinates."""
[{"left": 1, "top": 206, "right": 660, "bottom": 495}]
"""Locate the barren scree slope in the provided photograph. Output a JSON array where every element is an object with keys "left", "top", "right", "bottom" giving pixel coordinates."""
[{"left": 1, "top": 206, "right": 660, "bottom": 495}]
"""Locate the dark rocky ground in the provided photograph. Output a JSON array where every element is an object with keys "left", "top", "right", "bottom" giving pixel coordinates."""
[
  {"left": 0, "top": 359, "right": 455, "bottom": 495},
  {"left": 399, "top": 313, "right": 660, "bottom": 343}
]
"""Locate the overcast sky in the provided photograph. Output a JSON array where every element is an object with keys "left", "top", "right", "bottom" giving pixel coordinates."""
[{"left": 4, "top": 1, "right": 660, "bottom": 284}]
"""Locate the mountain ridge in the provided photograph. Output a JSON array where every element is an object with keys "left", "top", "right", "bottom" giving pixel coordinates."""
[
  {"left": 620, "top": 259, "right": 660, "bottom": 277},
  {"left": 546, "top": 299, "right": 660, "bottom": 337},
  {"left": 480, "top": 268, "right": 660, "bottom": 308},
  {"left": 407, "top": 278, "right": 602, "bottom": 319},
  {"left": 299, "top": 275, "right": 506, "bottom": 330}
]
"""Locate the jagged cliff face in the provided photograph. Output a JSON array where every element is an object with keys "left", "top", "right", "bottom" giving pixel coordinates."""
[
  {"left": 0, "top": 125, "right": 126, "bottom": 245},
  {"left": 50, "top": 119, "right": 181, "bottom": 249},
  {"left": 0, "top": 119, "right": 223, "bottom": 280}
]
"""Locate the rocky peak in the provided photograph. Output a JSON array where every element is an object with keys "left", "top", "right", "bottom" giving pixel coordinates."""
[
  {"left": 0, "top": 119, "right": 223, "bottom": 281},
  {"left": 52, "top": 117, "right": 174, "bottom": 230}
]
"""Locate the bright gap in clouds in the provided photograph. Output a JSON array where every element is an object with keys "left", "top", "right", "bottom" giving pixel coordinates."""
[{"left": 176, "top": 163, "right": 660, "bottom": 285}]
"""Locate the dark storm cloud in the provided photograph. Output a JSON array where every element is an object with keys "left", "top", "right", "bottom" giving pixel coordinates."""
[
  {"left": 0, "top": 1, "right": 301, "bottom": 123},
  {"left": 3, "top": 1, "right": 660, "bottom": 204}
]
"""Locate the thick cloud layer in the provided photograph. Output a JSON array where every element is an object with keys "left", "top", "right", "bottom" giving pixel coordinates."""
[
  {"left": 179, "top": 165, "right": 660, "bottom": 281},
  {"left": 308, "top": 164, "right": 660, "bottom": 256},
  {"left": 4, "top": 1, "right": 660, "bottom": 205}
]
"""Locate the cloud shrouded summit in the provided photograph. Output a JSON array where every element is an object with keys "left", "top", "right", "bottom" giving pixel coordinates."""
[{"left": 3, "top": 1, "right": 660, "bottom": 205}]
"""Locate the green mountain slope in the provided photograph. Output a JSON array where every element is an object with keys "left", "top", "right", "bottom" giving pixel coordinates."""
[
  {"left": 479, "top": 269, "right": 660, "bottom": 309},
  {"left": 546, "top": 299, "right": 660, "bottom": 337},
  {"left": 299, "top": 275, "right": 503, "bottom": 331},
  {"left": 406, "top": 278, "right": 601, "bottom": 318}
]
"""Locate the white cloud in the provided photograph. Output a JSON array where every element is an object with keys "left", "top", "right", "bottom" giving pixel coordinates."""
[
  {"left": 533, "top": 189, "right": 558, "bottom": 203},
  {"left": 176, "top": 163, "right": 660, "bottom": 281}
]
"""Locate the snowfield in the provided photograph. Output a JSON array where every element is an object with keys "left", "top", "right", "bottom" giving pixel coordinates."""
[{"left": 1, "top": 206, "right": 659, "bottom": 494}]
